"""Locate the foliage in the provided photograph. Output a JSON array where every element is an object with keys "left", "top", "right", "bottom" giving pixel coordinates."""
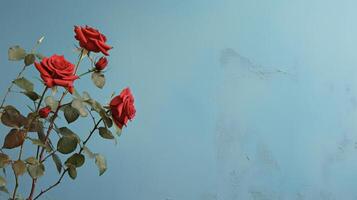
[{"left": 0, "top": 26, "right": 136, "bottom": 200}]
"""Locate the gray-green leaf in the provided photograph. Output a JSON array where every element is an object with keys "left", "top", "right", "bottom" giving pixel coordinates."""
[
  {"left": 22, "top": 91, "right": 40, "bottom": 101},
  {"left": 57, "top": 136, "right": 78, "bottom": 154},
  {"left": 13, "top": 77, "right": 34, "bottom": 92},
  {"left": 91, "top": 72, "right": 105, "bottom": 89},
  {"left": 71, "top": 99, "right": 88, "bottom": 117},
  {"left": 63, "top": 105, "right": 79, "bottom": 124},
  {"left": 0, "top": 176, "right": 6, "bottom": 187},
  {"left": 98, "top": 127, "right": 114, "bottom": 139},
  {"left": 52, "top": 153, "right": 62, "bottom": 174},
  {"left": 65, "top": 153, "right": 85, "bottom": 168},
  {"left": 45, "top": 96, "right": 58, "bottom": 111},
  {"left": 67, "top": 164, "right": 77, "bottom": 180},
  {"left": 12, "top": 160, "right": 26, "bottom": 176},
  {"left": 24, "top": 54, "right": 36, "bottom": 66},
  {"left": 8, "top": 46, "right": 26, "bottom": 61},
  {"left": 95, "top": 154, "right": 107, "bottom": 176},
  {"left": 82, "top": 146, "right": 95, "bottom": 159},
  {"left": 27, "top": 163, "right": 45, "bottom": 179}
]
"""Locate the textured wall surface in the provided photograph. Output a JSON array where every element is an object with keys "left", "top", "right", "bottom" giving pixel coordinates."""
[{"left": 1, "top": 0, "right": 357, "bottom": 199}]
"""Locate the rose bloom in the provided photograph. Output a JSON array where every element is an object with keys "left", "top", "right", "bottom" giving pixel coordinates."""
[
  {"left": 95, "top": 57, "right": 108, "bottom": 71},
  {"left": 34, "top": 54, "right": 78, "bottom": 94},
  {"left": 74, "top": 25, "right": 112, "bottom": 56},
  {"left": 110, "top": 88, "right": 136, "bottom": 129},
  {"left": 39, "top": 106, "right": 51, "bottom": 118}
]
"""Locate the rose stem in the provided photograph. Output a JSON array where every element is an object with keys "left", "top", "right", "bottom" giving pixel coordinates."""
[
  {"left": 28, "top": 91, "right": 67, "bottom": 200},
  {"left": 1, "top": 36, "right": 44, "bottom": 110},
  {"left": 28, "top": 49, "right": 85, "bottom": 200},
  {"left": 34, "top": 118, "right": 103, "bottom": 200},
  {"left": 11, "top": 86, "right": 48, "bottom": 199},
  {"left": 0, "top": 65, "right": 26, "bottom": 110}
]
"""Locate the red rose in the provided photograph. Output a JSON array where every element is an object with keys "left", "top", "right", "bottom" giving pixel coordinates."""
[
  {"left": 95, "top": 57, "right": 108, "bottom": 71},
  {"left": 34, "top": 55, "right": 78, "bottom": 94},
  {"left": 39, "top": 106, "right": 51, "bottom": 118},
  {"left": 74, "top": 25, "right": 112, "bottom": 56},
  {"left": 110, "top": 88, "right": 136, "bottom": 129}
]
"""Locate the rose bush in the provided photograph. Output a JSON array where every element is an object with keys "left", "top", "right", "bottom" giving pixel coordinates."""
[{"left": 0, "top": 25, "right": 136, "bottom": 200}]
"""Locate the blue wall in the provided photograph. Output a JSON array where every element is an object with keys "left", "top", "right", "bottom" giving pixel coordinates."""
[{"left": 1, "top": 0, "right": 357, "bottom": 199}]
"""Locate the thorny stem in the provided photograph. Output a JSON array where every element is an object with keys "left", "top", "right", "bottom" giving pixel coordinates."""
[
  {"left": 79, "top": 118, "right": 103, "bottom": 154},
  {"left": 40, "top": 150, "right": 57, "bottom": 164},
  {"left": 0, "top": 65, "right": 27, "bottom": 110},
  {"left": 28, "top": 48, "right": 85, "bottom": 200},
  {"left": 11, "top": 163, "right": 19, "bottom": 200},
  {"left": 28, "top": 92, "right": 67, "bottom": 200},
  {"left": 78, "top": 68, "right": 95, "bottom": 77},
  {"left": 74, "top": 49, "right": 85, "bottom": 74},
  {"left": 1, "top": 36, "right": 44, "bottom": 111},
  {"left": 34, "top": 118, "right": 104, "bottom": 200},
  {"left": 33, "top": 169, "right": 68, "bottom": 200},
  {"left": 11, "top": 143, "right": 24, "bottom": 200},
  {"left": 36, "top": 87, "right": 48, "bottom": 111},
  {"left": 12, "top": 86, "right": 48, "bottom": 200},
  {"left": 34, "top": 87, "right": 49, "bottom": 160}
]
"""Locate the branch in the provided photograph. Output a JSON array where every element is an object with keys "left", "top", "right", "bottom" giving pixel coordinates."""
[
  {"left": 0, "top": 65, "right": 27, "bottom": 110},
  {"left": 33, "top": 169, "right": 68, "bottom": 200},
  {"left": 33, "top": 118, "right": 103, "bottom": 200}
]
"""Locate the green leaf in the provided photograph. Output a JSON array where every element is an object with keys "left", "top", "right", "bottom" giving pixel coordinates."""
[
  {"left": 52, "top": 153, "right": 62, "bottom": 174},
  {"left": 22, "top": 91, "right": 40, "bottom": 101},
  {"left": 45, "top": 96, "right": 58, "bottom": 112},
  {"left": 8, "top": 46, "right": 26, "bottom": 61},
  {"left": 24, "top": 54, "right": 36, "bottom": 66},
  {"left": 65, "top": 153, "right": 85, "bottom": 168},
  {"left": 3, "top": 129, "right": 25, "bottom": 149},
  {"left": 1, "top": 105, "right": 26, "bottom": 128},
  {"left": 13, "top": 77, "right": 34, "bottom": 92},
  {"left": 67, "top": 164, "right": 77, "bottom": 180},
  {"left": 0, "top": 153, "right": 10, "bottom": 168},
  {"left": 91, "top": 72, "right": 105, "bottom": 89},
  {"left": 27, "top": 163, "right": 45, "bottom": 179},
  {"left": 71, "top": 99, "right": 88, "bottom": 117},
  {"left": 63, "top": 105, "right": 79, "bottom": 124},
  {"left": 57, "top": 136, "right": 78, "bottom": 154},
  {"left": 12, "top": 160, "right": 26, "bottom": 176},
  {"left": 0, "top": 176, "right": 6, "bottom": 187},
  {"left": 58, "top": 127, "right": 80, "bottom": 142},
  {"left": 95, "top": 154, "right": 107, "bottom": 176},
  {"left": 98, "top": 127, "right": 114, "bottom": 139}
]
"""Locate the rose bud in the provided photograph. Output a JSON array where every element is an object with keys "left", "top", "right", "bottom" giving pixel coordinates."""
[
  {"left": 39, "top": 106, "right": 51, "bottom": 118},
  {"left": 95, "top": 57, "right": 108, "bottom": 71}
]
